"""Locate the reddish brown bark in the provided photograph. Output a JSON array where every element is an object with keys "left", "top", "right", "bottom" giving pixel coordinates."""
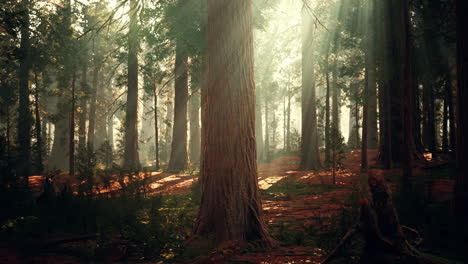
[{"left": 193, "top": 0, "right": 274, "bottom": 247}]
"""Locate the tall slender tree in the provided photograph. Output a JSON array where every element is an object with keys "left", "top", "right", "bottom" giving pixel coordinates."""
[
  {"left": 17, "top": 0, "right": 32, "bottom": 183},
  {"left": 300, "top": 6, "right": 321, "bottom": 170},
  {"left": 167, "top": 43, "right": 189, "bottom": 172},
  {"left": 123, "top": 0, "right": 140, "bottom": 170}
]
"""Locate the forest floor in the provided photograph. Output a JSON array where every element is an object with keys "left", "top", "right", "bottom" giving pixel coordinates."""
[{"left": 0, "top": 150, "right": 458, "bottom": 264}]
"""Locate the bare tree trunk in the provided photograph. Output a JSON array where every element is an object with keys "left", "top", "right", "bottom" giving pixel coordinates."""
[
  {"left": 362, "top": 58, "right": 369, "bottom": 172},
  {"left": 34, "top": 72, "right": 43, "bottom": 175},
  {"left": 189, "top": 78, "right": 201, "bottom": 167},
  {"left": 368, "top": 3, "right": 378, "bottom": 150},
  {"left": 154, "top": 87, "right": 159, "bottom": 170},
  {"left": 422, "top": 81, "right": 436, "bottom": 153},
  {"left": 69, "top": 72, "right": 76, "bottom": 176},
  {"left": 123, "top": 0, "right": 140, "bottom": 171},
  {"left": 264, "top": 99, "right": 270, "bottom": 162},
  {"left": 164, "top": 90, "right": 174, "bottom": 163},
  {"left": 399, "top": 0, "right": 413, "bottom": 182},
  {"left": 325, "top": 52, "right": 331, "bottom": 164},
  {"left": 167, "top": 43, "right": 189, "bottom": 172},
  {"left": 442, "top": 91, "right": 449, "bottom": 153},
  {"left": 78, "top": 49, "right": 88, "bottom": 150},
  {"left": 193, "top": 0, "right": 274, "bottom": 248},
  {"left": 87, "top": 52, "right": 99, "bottom": 151},
  {"left": 18, "top": 0, "right": 32, "bottom": 183},
  {"left": 300, "top": 7, "right": 321, "bottom": 170},
  {"left": 287, "top": 94, "right": 291, "bottom": 151}
]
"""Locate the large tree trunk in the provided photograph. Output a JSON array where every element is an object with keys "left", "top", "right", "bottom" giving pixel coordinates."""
[
  {"left": 17, "top": 0, "right": 32, "bottom": 182},
  {"left": 377, "top": 0, "right": 406, "bottom": 168},
  {"left": 300, "top": 7, "right": 321, "bottom": 170},
  {"left": 123, "top": 0, "right": 140, "bottom": 171},
  {"left": 367, "top": 4, "right": 378, "bottom": 150},
  {"left": 167, "top": 43, "right": 189, "bottom": 172},
  {"left": 193, "top": 0, "right": 274, "bottom": 248},
  {"left": 422, "top": 81, "right": 436, "bottom": 153},
  {"left": 399, "top": 0, "right": 413, "bottom": 181},
  {"left": 454, "top": 0, "right": 468, "bottom": 236}
]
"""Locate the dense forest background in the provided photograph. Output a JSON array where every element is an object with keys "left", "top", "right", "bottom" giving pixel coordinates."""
[{"left": 0, "top": 0, "right": 467, "bottom": 263}]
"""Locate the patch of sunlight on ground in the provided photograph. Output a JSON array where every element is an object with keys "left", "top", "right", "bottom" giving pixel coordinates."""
[
  {"left": 259, "top": 176, "right": 287, "bottom": 190},
  {"left": 300, "top": 172, "right": 317, "bottom": 180},
  {"left": 424, "top": 152, "right": 433, "bottom": 161}
]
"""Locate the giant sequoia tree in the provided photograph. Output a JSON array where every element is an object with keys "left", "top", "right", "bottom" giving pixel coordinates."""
[{"left": 193, "top": 0, "right": 274, "bottom": 247}]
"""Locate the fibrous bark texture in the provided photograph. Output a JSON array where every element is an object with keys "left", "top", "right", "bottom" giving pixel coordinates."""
[
  {"left": 123, "top": 0, "right": 140, "bottom": 171},
  {"left": 194, "top": 0, "right": 274, "bottom": 248}
]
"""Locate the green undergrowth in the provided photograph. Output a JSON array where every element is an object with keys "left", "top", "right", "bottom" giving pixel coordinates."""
[{"left": 0, "top": 186, "right": 199, "bottom": 263}]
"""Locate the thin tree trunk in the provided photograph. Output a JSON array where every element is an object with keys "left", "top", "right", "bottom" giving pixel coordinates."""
[
  {"left": 265, "top": 99, "right": 270, "bottom": 162},
  {"left": 362, "top": 58, "right": 369, "bottom": 172},
  {"left": 167, "top": 43, "right": 189, "bottom": 172},
  {"left": 193, "top": 0, "right": 274, "bottom": 247},
  {"left": 87, "top": 53, "right": 99, "bottom": 151},
  {"left": 325, "top": 54, "right": 331, "bottom": 163},
  {"left": 442, "top": 91, "right": 449, "bottom": 153},
  {"left": 69, "top": 71, "right": 76, "bottom": 176},
  {"left": 123, "top": 0, "right": 140, "bottom": 170},
  {"left": 34, "top": 72, "right": 43, "bottom": 175},
  {"left": 154, "top": 87, "right": 159, "bottom": 170},
  {"left": 287, "top": 94, "right": 291, "bottom": 151},
  {"left": 18, "top": 0, "right": 32, "bottom": 183},
  {"left": 445, "top": 73, "right": 456, "bottom": 154},
  {"left": 78, "top": 49, "right": 88, "bottom": 150},
  {"left": 189, "top": 77, "right": 201, "bottom": 167}
]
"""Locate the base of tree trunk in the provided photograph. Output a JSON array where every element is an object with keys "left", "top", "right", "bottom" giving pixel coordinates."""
[{"left": 321, "top": 173, "right": 443, "bottom": 264}]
